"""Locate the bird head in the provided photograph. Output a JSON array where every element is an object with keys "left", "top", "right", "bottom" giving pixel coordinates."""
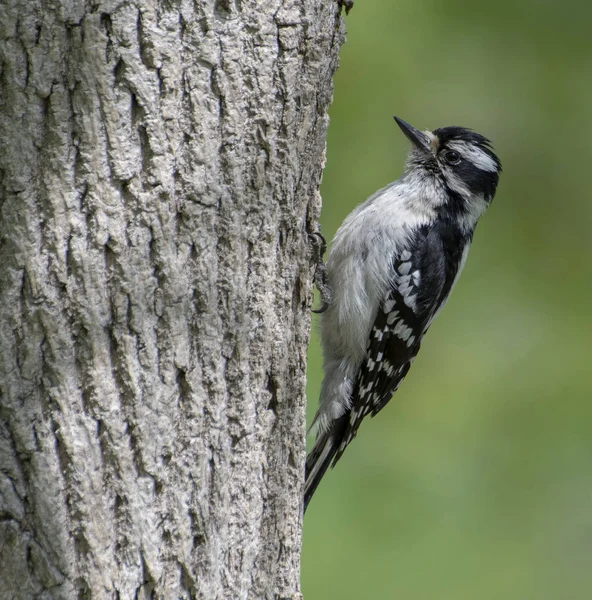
[{"left": 394, "top": 116, "right": 502, "bottom": 229}]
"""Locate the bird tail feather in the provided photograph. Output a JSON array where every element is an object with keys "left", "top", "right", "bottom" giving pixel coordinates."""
[
  {"left": 304, "top": 432, "right": 338, "bottom": 513},
  {"left": 304, "top": 413, "right": 350, "bottom": 513}
]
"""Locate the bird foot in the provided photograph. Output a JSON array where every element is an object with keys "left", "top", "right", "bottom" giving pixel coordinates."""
[
  {"left": 309, "top": 231, "right": 332, "bottom": 314},
  {"left": 337, "top": 0, "right": 354, "bottom": 15}
]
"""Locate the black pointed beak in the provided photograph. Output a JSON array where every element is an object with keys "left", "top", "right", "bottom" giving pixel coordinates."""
[{"left": 393, "top": 116, "right": 431, "bottom": 152}]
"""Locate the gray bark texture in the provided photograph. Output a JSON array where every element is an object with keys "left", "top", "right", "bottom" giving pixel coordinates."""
[{"left": 0, "top": 1, "right": 344, "bottom": 598}]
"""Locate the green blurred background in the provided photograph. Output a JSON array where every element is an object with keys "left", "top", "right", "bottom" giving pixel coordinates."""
[{"left": 302, "top": 1, "right": 592, "bottom": 598}]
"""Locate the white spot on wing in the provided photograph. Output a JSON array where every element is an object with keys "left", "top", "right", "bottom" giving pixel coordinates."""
[
  {"left": 404, "top": 294, "right": 417, "bottom": 310},
  {"left": 398, "top": 262, "right": 412, "bottom": 275},
  {"left": 393, "top": 321, "right": 413, "bottom": 342},
  {"left": 393, "top": 320, "right": 408, "bottom": 339},
  {"left": 359, "top": 381, "right": 373, "bottom": 399},
  {"left": 386, "top": 311, "right": 399, "bottom": 325}
]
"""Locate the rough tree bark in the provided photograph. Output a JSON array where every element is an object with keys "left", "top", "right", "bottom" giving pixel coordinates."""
[{"left": 0, "top": 1, "right": 345, "bottom": 598}]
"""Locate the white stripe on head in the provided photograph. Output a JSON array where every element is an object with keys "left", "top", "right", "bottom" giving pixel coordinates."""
[
  {"left": 440, "top": 168, "right": 489, "bottom": 230},
  {"left": 442, "top": 169, "right": 473, "bottom": 198},
  {"left": 447, "top": 140, "right": 499, "bottom": 172}
]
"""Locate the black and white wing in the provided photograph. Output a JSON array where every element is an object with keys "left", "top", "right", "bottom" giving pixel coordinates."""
[
  {"left": 304, "top": 223, "right": 469, "bottom": 511},
  {"left": 334, "top": 222, "right": 470, "bottom": 462}
]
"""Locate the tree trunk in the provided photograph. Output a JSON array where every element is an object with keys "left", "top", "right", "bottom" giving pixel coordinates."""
[{"left": 0, "top": 1, "right": 344, "bottom": 598}]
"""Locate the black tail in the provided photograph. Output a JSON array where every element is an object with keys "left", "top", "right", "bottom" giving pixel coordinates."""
[{"left": 304, "top": 416, "right": 348, "bottom": 513}]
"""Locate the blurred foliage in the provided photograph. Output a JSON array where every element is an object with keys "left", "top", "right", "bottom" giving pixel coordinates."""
[{"left": 302, "top": 1, "right": 592, "bottom": 598}]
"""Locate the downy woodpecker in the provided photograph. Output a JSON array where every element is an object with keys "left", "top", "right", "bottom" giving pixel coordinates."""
[{"left": 305, "top": 117, "right": 502, "bottom": 512}]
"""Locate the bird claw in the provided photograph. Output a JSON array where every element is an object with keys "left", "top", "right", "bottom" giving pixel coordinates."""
[
  {"left": 337, "top": 0, "right": 354, "bottom": 15},
  {"left": 309, "top": 231, "right": 332, "bottom": 313},
  {"left": 312, "top": 301, "right": 330, "bottom": 315}
]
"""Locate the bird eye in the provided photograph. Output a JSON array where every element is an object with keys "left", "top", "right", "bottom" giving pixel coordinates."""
[{"left": 444, "top": 150, "right": 461, "bottom": 165}]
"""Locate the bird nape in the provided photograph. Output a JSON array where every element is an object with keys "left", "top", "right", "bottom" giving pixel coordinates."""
[{"left": 304, "top": 116, "right": 501, "bottom": 513}]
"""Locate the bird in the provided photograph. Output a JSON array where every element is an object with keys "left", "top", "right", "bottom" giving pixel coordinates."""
[{"left": 304, "top": 116, "right": 502, "bottom": 512}]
